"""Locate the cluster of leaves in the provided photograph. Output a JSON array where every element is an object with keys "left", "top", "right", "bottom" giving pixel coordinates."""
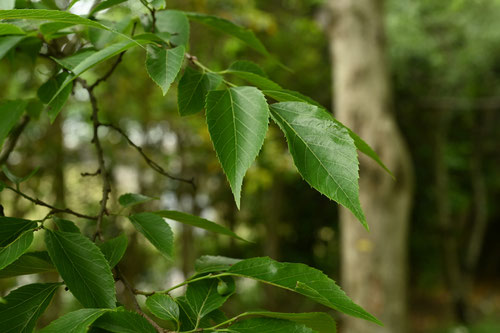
[{"left": 0, "top": 1, "right": 387, "bottom": 332}]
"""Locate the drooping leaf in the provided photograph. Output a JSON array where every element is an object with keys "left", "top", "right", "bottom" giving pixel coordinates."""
[
  {"left": 229, "top": 317, "right": 315, "bottom": 333},
  {"left": 225, "top": 257, "right": 381, "bottom": 325},
  {"left": 0, "top": 100, "right": 27, "bottom": 149},
  {"left": 98, "top": 234, "right": 128, "bottom": 268},
  {"left": 88, "top": 0, "right": 128, "bottom": 17},
  {"left": 46, "top": 40, "right": 147, "bottom": 116},
  {"left": 226, "top": 62, "right": 281, "bottom": 90},
  {"left": 239, "top": 312, "right": 336, "bottom": 333},
  {"left": 0, "top": 23, "right": 25, "bottom": 35},
  {"left": 0, "top": 283, "right": 61, "bottom": 333},
  {"left": 185, "top": 12, "right": 269, "bottom": 56},
  {"left": 39, "top": 22, "right": 75, "bottom": 36},
  {"left": 128, "top": 212, "right": 173, "bottom": 260},
  {"left": 118, "top": 193, "right": 156, "bottom": 207},
  {"left": 155, "top": 10, "right": 190, "bottom": 46},
  {"left": 194, "top": 255, "right": 241, "bottom": 274},
  {"left": 0, "top": 216, "right": 36, "bottom": 247},
  {"left": 0, "top": 35, "right": 24, "bottom": 60},
  {"left": 184, "top": 277, "right": 235, "bottom": 327},
  {"left": 37, "top": 71, "right": 73, "bottom": 123},
  {"left": 39, "top": 308, "right": 111, "bottom": 333},
  {"left": 0, "top": 251, "right": 54, "bottom": 278},
  {"left": 53, "top": 217, "right": 80, "bottom": 233},
  {"left": 269, "top": 102, "right": 367, "bottom": 228},
  {"left": 45, "top": 230, "right": 116, "bottom": 308},
  {"left": 145, "top": 294, "right": 179, "bottom": 323},
  {"left": 146, "top": 44, "right": 185, "bottom": 95},
  {"left": 177, "top": 67, "right": 222, "bottom": 116},
  {"left": 53, "top": 49, "right": 96, "bottom": 70},
  {"left": 205, "top": 86, "right": 269, "bottom": 208},
  {"left": 25, "top": 99, "right": 44, "bottom": 119},
  {"left": 0, "top": 9, "right": 116, "bottom": 32},
  {"left": 133, "top": 32, "right": 171, "bottom": 44},
  {"left": 0, "top": 230, "right": 35, "bottom": 270},
  {"left": 154, "top": 210, "right": 248, "bottom": 242},
  {"left": 92, "top": 310, "right": 157, "bottom": 333}
]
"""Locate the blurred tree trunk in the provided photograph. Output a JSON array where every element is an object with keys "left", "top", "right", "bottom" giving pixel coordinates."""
[{"left": 328, "top": 1, "right": 414, "bottom": 332}]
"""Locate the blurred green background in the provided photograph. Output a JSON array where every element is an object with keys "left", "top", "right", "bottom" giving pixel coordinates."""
[{"left": 0, "top": 0, "right": 499, "bottom": 332}]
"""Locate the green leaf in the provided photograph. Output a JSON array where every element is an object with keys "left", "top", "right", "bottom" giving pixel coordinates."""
[
  {"left": 145, "top": 294, "right": 179, "bottom": 322},
  {"left": 54, "top": 48, "right": 96, "bottom": 70},
  {"left": 205, "top": 86, "right": 269, "bottom": 208},
  {"left": 89, "top": 0, "right": 128, "bottom": 17},
  {"left": 129, "top": 212, "right": 173, "bottom": 260},
  {"left": 155, "top": 10, "right": 190, "bottom": 46},
  {"left": 133, "top": 32, "right": 171, "bottom": 44},
  {"left": 98, "top": 234, "right": 128, "bottom": 268},
  {"left": 0, "top": 283, "right": 61, "bottom": 333},
  {"left": 230, "top": 318, "right": 314, "bottom": 333},
  {"left": 0, "top": 35, "right": 24, "bottom": 59},
  {"left": 0, "top": 251, "right": 54, "bottom": 278},
  {"left": 0, "top": 216, "right": 36, "bottom": 247},
  {"left": 46, "top": 40, "right": 146, "bottom": 117},
  {"left": 185, "top": 12, "right": 269, "bottom": 56},
  {"left": 177, "top": 67, "right": 222, "bottom": 116},
  {"left": 26, "top": 99, "right": 44, "bottom": 119},
  {"left": 0, "top": 9, "right": 114, "bottom": 32},
  {"left": 0, "top": 100, "right": 27, "bottom": 149},
  {"left": 194, "top": 255, "right": 241, "bottom": 274},
  {"left": 40, "top": 308, "right": 110, "bottom": 333},
  {"left": 37, "top": 71, "right": 73, "bottom": 123},
  {"left": 39, "top": 22, "right": 75, "bottom": 36},
  {"left": 146, "top": 45, "right": 185, "bottom": 95},
  {"left": 93, "top": 310, "right": 157, "bottom": 333},
  {"left": 228, "top": 60, "right": 268, "bottom": 77},
  {"left": 45, "top": 230, "right": 116, "bottom": 308},
  {"left": 53, "top": 217, "right": 80, "bottom": 233},
  {"left": 225, "top": 257, "right": 381, "bottom": 325},
  {"left": 118, "top": 193, "right": 156, "bottom": 207},
  {"left": 185, "top": 277, "right": 235, "bottom": 327},
  {"left": 0, "top": 23, "right": 25, "bottom": 36},
  {"left": 0, "top": 230, "right": 35, "bottom": 270},
  {"left": 269, "top": 102, "right": 367, "bottom": 228},
  {"left": 154, "top": 210, "right": 248, "bottom": 242},
  {"left": 89, "top": 17, "right": 132, "bottom": 50},
  {"left": 262, "top": 89, "right": 323, "bottom": 108},
  {"left": 263, "top": 96, "right": 391, "bottom": 176},
  {"left": 226, "top": 62, "right": 281, "bottom": 90},
  {"left": 240, "top": 312, "right": 336, "bottom": 333}
]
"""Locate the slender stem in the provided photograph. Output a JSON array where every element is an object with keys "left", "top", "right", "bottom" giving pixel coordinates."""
[
  {"left": 5, "top": 185, "right": 98, "bottom": 220},
  {"left": 135, "top": 273, "right": 229, "bottom": 296}
]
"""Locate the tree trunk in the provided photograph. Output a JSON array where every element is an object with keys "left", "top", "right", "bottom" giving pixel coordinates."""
[{"left": 328, "top": 1, "right": 414, "bottom": 332}]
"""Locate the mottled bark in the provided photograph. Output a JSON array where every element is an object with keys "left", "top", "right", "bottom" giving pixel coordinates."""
[{"left": 328, "top": 0, "right": 414, "bottom": 332}]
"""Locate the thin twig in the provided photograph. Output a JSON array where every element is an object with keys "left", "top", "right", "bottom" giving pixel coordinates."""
[
  {"left": 78, "top": 79, "right": 111, "bottom": 241},
  {"left": 0, "top": 115, "right": 30, "bottom": 165},
  {"left": 81, "top": 169, "right": 101, "bottom": 177},
  {"left": 5, "top": 186, "right": 98, "bottom": 220},
  {"left": 115, "top": 266, "right": 168, "bottom": 333},
  {"left": 90, "top": 52, "right": 125, "bottom": 90},
  {"left": 100, "top": 123, "right": 196, "bottom": 189}
]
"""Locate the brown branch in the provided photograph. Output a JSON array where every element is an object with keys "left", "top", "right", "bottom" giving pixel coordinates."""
[
  {"left": 81, "top": 168, "right": 101, "bottom": 177},
  {"left": 90, "top": 52, "right": 125, "bottom": 90},
  {"left": 5, "top": 185, "right": 98, "bottom": 220},
  {"left": 100, "top": 123, "right": 196, "bottom": 189},
  {"left": 0, "top": 115, "right": 30, "bottom": 165},
  {"left": 115, "top": 266, "right": 168, "bottom": 333},
  {"left": 77, "top": 79, "right": 111, "bottom": 241}
]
